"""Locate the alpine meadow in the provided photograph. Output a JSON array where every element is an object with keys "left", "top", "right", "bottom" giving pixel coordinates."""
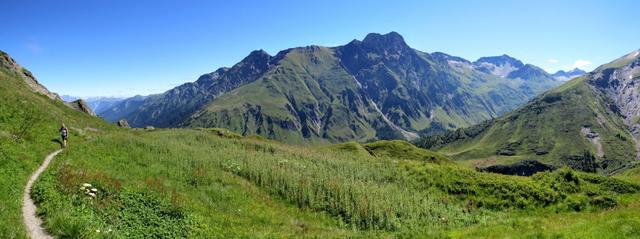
[{"left": 2, "top": 1, "right": 640, "bottom": 238}]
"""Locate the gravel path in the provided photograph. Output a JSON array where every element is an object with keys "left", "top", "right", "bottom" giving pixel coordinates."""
[{"left": 22, "top": 149, "right": 62, "bottom": 239}]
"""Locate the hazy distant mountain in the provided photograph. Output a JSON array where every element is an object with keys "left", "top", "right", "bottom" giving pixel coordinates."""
[
  {"left": 99, "top": 95, "right": 148, "bottom": 122},
  {"left": 552, "top": 68, "right": 587, "bottom": 81},
  {"left": 61, "top": 95, "right": 128, "bottom": 115},
  {"left": 417, "top": 49, "right": 640, "bottom": 174},
  {"left": 102, "top": 32, "right": 561, "bottom": 143}
]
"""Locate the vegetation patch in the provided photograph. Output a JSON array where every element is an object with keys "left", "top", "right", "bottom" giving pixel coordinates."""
[{"left": 363, "top": 140, "right": 450, "bottom": 163}]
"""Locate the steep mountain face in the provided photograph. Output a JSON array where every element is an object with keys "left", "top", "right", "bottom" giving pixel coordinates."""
[
  {"left": 99, "top": 95, "right": 147, "bottom": 122},
  {"left": 553, "top": 68, "right": 587, "bottom": 81},
  {"left": 417, "top": 50, "right": 640, "bottom": 174},
  {"left": 102, "top": 50, "right": 272, "bottom": 127},
  {"left": 1, "top": 50, "right": 61, "bottom": 101},
  {"left": 184, "top": 46, "right": 389, "bottom": 142},
  {"left": 103, "top": 32, "right": 561, "bottom": 143}
]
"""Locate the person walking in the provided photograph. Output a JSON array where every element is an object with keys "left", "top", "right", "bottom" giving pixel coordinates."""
[{"left": 59, "top": 123, "right": 68, "bottom": 148}]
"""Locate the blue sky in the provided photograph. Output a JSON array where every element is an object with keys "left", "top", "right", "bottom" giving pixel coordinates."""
[{"left": 2, "top": 0, "right": 639, "bottom": 97}]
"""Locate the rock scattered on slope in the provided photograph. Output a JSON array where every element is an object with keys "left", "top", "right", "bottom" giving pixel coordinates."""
[
  {"left": 117, "top": 119, "right": 130, "bottom": 128},
  {"left": 66, "top": 99, "right": 97, "bottom": 116}
]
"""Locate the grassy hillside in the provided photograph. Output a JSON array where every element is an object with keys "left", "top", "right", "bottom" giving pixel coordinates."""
[
  {"left": 0, "top": 57, "right": 110, "bottom": 238},
  {"left": 417, "top": 76, "right": 637, "bottom": 174},
  {"left": 27, "top": 127, "right": 640, "bottom": 238}
]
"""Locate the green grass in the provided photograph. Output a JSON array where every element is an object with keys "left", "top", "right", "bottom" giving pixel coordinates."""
[
  {"left": 26, "top": 128, "right": 640, "bottom": 238},
  {"left": 0, "top": 66, "right": 109, "bottom": 238},
  {"left": 418, "top": 77, "right": 637, "bottom": 174},
  {"left": 363, "top": 140, "right": 450, "bottom": 163},
  {"left": 450, "top": 195, "right": 640, "bottom": 238}
]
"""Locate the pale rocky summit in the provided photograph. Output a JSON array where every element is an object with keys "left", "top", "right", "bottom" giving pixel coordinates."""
[
  {"left": 0, "top": 50, "right": 62, "bottom": 101},
  {"left": 1, "top": 50, "right": 99, "bottom": 117},
  {"left": 117, "top": 119, "right": 131, "bottom": 128},
  {"left": 66, "top": 99, "right": 97, "bottom": 116},
  {"left": 553, "top": 68, "right": 587, "bottom": 81}
]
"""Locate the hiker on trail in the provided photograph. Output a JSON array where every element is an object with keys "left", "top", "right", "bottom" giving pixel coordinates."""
[{"left": 60, "top": 123, "right": 68, "bottom": 148}]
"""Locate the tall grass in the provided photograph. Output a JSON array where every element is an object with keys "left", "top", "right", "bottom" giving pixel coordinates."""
[{"left": 32, "top": 129, "right": 640, "bottom": 237}]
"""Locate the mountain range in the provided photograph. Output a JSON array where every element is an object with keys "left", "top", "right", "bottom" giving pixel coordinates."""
[
  {"left": 417, "top": 49, "right": 640, "bottom": 175},
  {"left": 61, "top": 95, "right": 129, "bottom": 115},
  {"left": 100, "top": 32, "right": 562, "bottom": 143},
  {"left": 552, "top": 68, "right": 587, "bottom": 81},
  {"left": 4, "top": 46, "right": 640, "bottom": 238}
]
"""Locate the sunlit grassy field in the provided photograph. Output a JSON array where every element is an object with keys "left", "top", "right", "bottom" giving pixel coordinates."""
[{"left": 30, "top": 128, "right": 640, "bottom": 238}]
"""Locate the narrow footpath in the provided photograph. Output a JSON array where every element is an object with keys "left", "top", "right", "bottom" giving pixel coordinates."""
[{"left": 22, "top": 149, "right": 62, "bottom": 239}]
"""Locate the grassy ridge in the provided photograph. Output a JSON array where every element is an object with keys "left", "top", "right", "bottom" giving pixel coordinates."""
[
  {"left": 417, "top": 77, "right": 636, "bottom": 174},
  {"left": 30, "top": 128, "right": 640, "bottom": 238},
  {"left": 0, "top": 66, "right": 109, "bottom": 238}
]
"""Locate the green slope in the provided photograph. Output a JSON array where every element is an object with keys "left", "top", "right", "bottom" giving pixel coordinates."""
[
  {"left": 0, "top": 51, "right": 110, "bottom": 238},
  {"left": 417, "top": 50, "right": 640, "bottom": 174},
  {"left": 182, "top": 46, "right": 384, "bottom": 143},
  {"left": 31, "top": 128, "right": 640, "bottom": 237}
]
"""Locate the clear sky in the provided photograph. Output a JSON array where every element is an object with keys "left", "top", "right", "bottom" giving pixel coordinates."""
[{"left": 2, "top": 0, "right": 639, "bottom": 98}]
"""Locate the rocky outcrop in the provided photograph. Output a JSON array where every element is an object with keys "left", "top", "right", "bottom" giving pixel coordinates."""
[
  {"left": 117, "top": 119, "right": 130, "bottom": 128},
  {"left": 588, "top": 50, "right": 640, "bottom": 159},
  {"left": 580, "top": 127, "right": 604, "bottom": 157},
  {"left": 66, "top": 99, "right": 97, "bottom": 116},
  {"left": 0, "top": 50, "right": 62, "bottom": 101}
]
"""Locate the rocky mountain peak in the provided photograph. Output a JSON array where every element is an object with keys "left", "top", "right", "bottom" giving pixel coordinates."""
[
  {"left": 474, "top": 54, "right": 526, "bottom": 78},
  {"left": 66, "top": 99, "right": 97, "bottom": 116},
  {"left": 361, "top": 31, "right": 410, "bottom": 53},
  {"left": 246, "top": 49, "right": 271, "bottom": 60},
  {"left": 507, "top": 64, "right": 553, "bottom": 80},
  {"left": 567, "top": 68, "right": 587, "bottom": 75},
  {"left": 552, "top": 68, "right": 587, "bottom": 81},
  {"left": 430, "top": 52, "right": 472, "bottom": 65},
  {"left": 0, "top": 50, "right": 62, "bottom": 101},
  {"left": 240, "top": 49, "right": 272, "bottom": 69},
  {"left": 475, "top": 54, "right": 525, "bottom": 68}
]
